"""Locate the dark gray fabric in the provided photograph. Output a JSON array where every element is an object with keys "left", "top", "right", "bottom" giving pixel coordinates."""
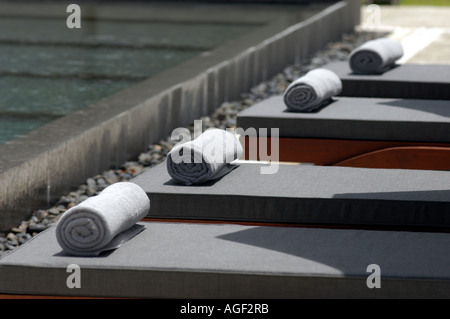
[
  {"left": 236, "top": 95, "right": 450, "bottom": 142},
  {"left": 323, "top": 61, "right": 450, "bottom": 100},
  {"left": 1, "top": 221, "right": 450, "bottom": 298},
  {"left": 133, "top": 162, "right": 450, "bottom": 228}
]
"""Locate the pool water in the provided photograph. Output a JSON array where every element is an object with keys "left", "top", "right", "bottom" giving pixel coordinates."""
[{"left": 0, "top": 15, "right": 259, "bottom": 144}]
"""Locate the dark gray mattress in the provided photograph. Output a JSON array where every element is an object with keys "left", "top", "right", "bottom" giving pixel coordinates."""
[
  {"left": 236, "top": 95, "right": 450, "bottom": 142},
  {"left": 323, "top": 61, "right": 450, "bottom": 100},
  {"left": 1, "top": 221, "right": 449, "bottom": 298},
  {"left": 132, "top": 162, "right": 450, "bottom": 229}
]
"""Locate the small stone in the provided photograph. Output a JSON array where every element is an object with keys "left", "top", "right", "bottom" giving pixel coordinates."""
[
  {"left": 17, "top": 233, "right": 31, "bottom": 244},
  {"left": 105, "top": 170, "right": 119, "bottom": 184},
  {"left": 58, "top": 195, "right": 73, "bottom": 205},
  {"left": 86, "top": 178, "right": 96, "bottom": 188},
  {"left": 119, "top": 172, "right": 132, "bottom": 181},
  {"left": 160, "top": 140, "right": 174, "bottom": 151},
  {"left": 27, "top": 224, "right": 49, "bottom": 233},
  {"left": 138, "top": 153, "right": 152, "bottom": 165},
  {"left": 7, "top": 238, "right": 18, "bottom": 247},
  {"left": 225, "top": 117, "right": 236, "bottom": 127},
  {"left": 48, "top": 207, "right": 61, "bottom": 215},
  {"left": 56, "top": 205, "right": 67, "bottom": 212},
  {"left": 87, "top": 187, "right": 97, "bottom": 196},
  {"left": 67, "top": 202, "right": 77, "bottom": 209},
  {"left": 77, "top": 184, "right": 88, "bottom": 194},
  {"left": 150, "top": 144, "right": 163, "bottom": 152},
  {"left": 6, "top": 233, "right": 17, "bottom": 242},
  {"left": 151, "top": 153, "right": 162, "bottom": 162},
  {"left": 35, "top": 209, "right": 48, "bottom": 220},
  {"left": 10, "top": 226, "right": 24, "bottom": 233},
  {"left": 96, "top": 178, "right": 107, "bottom": 191},
  {"left": 5, "top": 244, "right": 17, "bottom": 250}
]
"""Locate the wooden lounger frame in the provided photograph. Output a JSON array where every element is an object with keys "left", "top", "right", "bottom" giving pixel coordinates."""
[{"left": 241, "top": 136, "right": 450, "bottom": 170}]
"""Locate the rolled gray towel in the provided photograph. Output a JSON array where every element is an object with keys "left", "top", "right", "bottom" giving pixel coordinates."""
[
  {"left": 283, "top": 68, "right": 342, "bottom": 112},
  {"left": 167, "top": 128, "right": 243, "bottom": 185},
  {"left": 349, "top": 38, "right": 404, "bottom": 74},
  {"left": 56, "top": 182, "right": 150, "bottom": 256}
]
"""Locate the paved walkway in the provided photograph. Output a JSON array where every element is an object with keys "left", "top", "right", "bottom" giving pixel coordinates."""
[{"left": 359, "top": 5, "right": 450, "bottom": 64}]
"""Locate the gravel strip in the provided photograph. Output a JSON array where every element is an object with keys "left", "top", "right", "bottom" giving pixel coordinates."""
[{"left": 0, "top": 30, "right": 386, "bottom": 257}]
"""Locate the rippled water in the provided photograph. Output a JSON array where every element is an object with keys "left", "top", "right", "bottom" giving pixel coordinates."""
[{"left": 0, "top": 16, "right": 258, "bottom": 144}]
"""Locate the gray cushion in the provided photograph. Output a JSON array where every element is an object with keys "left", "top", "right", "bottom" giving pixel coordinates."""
[
  {"left": 323, "top": 61, "right": 450, "bottom": 100},
  {"left": 133, "top": 162, "right": 450, "bottom": 229},
  {"left": 236, "top": 95, "right": 450, "bottom": 142},
  {"left": 1, "top": 221, "right": 450, "bottom": 298}
]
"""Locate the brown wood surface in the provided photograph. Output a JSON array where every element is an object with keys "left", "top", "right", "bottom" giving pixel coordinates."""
[
  {"left": 335, "top": 146, "right": 450, "bottom": 170},
  {"left": 241, "top": 136, "right": 450, "bottom": 170}
]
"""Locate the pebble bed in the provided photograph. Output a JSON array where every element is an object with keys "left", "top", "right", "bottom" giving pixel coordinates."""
[{"left": 0, "top": 30, "right": 386, "bottom": 257}]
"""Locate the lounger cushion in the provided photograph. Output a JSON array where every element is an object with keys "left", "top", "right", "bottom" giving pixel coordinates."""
[
  {"left": 133, "top": 162, "right": 450, "bottom": 229},
  {"left": 1, "top": 221, "right": 449, "bottom": 298},
  {"left": 236, "top": 95, "right": 450, "bottom": 142},
  {"left": 323, "top": 61, "right": 450, "bottom": 100}
]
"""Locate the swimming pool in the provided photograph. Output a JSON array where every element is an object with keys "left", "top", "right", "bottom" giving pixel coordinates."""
[{"left": 0, "top": 10, "right": 260, "bottom": 144}]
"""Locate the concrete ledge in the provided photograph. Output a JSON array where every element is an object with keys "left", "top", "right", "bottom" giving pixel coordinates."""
[{"left": 0, "top": 1, "right": 360, "bottom": 230}]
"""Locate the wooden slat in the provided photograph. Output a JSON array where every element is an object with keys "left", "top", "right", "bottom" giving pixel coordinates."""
[
  {"left": 242, "top": 136, "right": 450, "bottom": 169},
  {"left": 335, "top": 146, "right": 450, "bottom": 170}
]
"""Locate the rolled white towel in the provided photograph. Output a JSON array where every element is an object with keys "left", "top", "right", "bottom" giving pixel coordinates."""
[
  {"left": 349, "top": 38, "right": 404, "bottom": 74},
  {"left": 56, "top": 182, "right": 150, "bottom": 256},
  {"left": 283, "top": 68, "right": 342, "bottom": 112},
  {"left": 167, "top": 128, "right": 243, "bottom": 185}
]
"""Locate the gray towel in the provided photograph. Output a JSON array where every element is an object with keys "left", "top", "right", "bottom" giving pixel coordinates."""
[
  {"left": 167, "top": 128, "right": 243, "bottom": 185},
  {"left": 283, "top": 68, "right": 342, "bottom": 112},
  {"left": 349, "top": 38, "right": 404, "bottom": 74},
  {"left": 56, "top": 182, "right": 150, "bottom": 256}
]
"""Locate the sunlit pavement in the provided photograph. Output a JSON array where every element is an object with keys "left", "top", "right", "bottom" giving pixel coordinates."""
[{"left": 359, "top": 5, "right": 450, "bottom": 64}]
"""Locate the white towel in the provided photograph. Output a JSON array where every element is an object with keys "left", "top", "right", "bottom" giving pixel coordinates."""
[
  {"left": 166, "top": 128, "right": 243, "bottom": 185},
  {"left": 349, "top": 38, "right": 404, "bottom": 74},
  {"left": 56, "top": 182, "right": 150, "bottom": 256},
  {"left": 283, "top": 68, "right": 342, "bottom": 112}
]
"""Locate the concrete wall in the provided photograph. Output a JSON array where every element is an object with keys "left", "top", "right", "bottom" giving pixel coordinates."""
[{"left": 0, "top": 1, "right": 360, "bottom": 231}]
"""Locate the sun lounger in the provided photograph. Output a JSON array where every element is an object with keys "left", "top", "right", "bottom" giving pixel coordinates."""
[
  {"left": 236, "top": 95, "right": 450, "bottom": 170},
  {"left": 2, "top": 161, "right": 450, "bottom": 298},
  {"left": 322, "top": 61, "right": 450, "bottom": 100},
  {"left": 1, "top": 220, "right": 450, "bottom": 298},
  {"left": 131, "top": 162, "right": 450, "bottom": 230}
]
